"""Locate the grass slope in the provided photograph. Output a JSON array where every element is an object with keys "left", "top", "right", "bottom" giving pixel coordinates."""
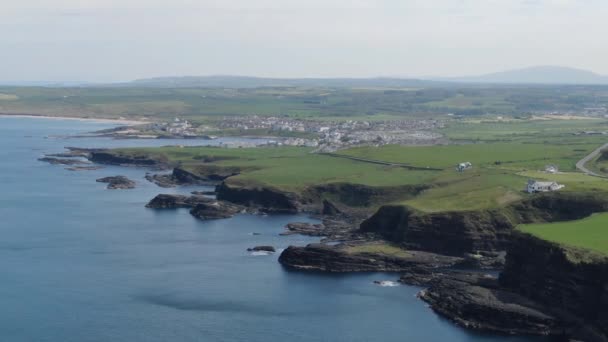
[{"left": 518, "top": 213, "right": 608, "bottom": 255}]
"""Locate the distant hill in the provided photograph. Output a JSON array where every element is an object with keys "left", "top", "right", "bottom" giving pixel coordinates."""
[
  {"left": 446, "top": 66, "right": 608, "bottom": 85},
  {"left": 126, "top": 75, "right": 440, "bottom": 88}
]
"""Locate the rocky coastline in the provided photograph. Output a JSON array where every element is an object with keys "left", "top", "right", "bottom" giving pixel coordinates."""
[
  {"left": 275, "top": 193, "right": 608, "bottom": 341},
  {"left": 51, "top": 146, "right": 608, "bottom": 341}
]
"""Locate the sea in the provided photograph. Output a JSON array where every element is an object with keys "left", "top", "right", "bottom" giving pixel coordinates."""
[{"left": 0, "top": 117, "right": 539, "bottom": 342}]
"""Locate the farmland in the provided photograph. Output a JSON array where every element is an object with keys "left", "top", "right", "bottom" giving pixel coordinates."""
[
  {"left": 113, "top": 145, "right": 439, "bottom": 191},
  {"left": 112, "top": 122, "right": 608, "bottom": 213},
  {"left": 27, "top": 81, "right": 607, "bottom": 255},
  {"left": 2, "top": 83, "right": 608, "bottom": 122}
]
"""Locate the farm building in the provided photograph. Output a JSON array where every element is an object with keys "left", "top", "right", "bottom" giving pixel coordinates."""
[
  {"left": 544, "top": 165, "right": 559, "bottom": 174},
  {"left": 456, "top": 162, "right": 472, "bottom": 172},
  {"left": 526, "top": 180, "right": 565, "bottom": 194}
]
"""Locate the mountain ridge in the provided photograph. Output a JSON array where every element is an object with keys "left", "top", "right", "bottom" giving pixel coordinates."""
[{"left": 442, "top": 66, "right": 608, "bottom": 85}]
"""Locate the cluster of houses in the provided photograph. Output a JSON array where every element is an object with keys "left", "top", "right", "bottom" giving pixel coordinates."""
[{"left": 454, "top": 161, "right": 565, "bottom": 194}]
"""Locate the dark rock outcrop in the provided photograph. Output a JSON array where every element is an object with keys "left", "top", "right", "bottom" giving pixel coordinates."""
[
  {"left": 278, "top": 244, "right": 462, "bottom": 272},
  {"left": 360, "top": 192, "right": 608, "bottom": 256},
  {"left": 360, "top": 205, "right": 513, "bottom": 256},
  {"left": 89, "top": 151, "right": 163, "bottom": 167},
  {"left": 305, "top": 183, "right": 429, "bottom": 208},
  {"left": 189, "top": 201, "right": 243, "bottom": 220},
  {"left": 66, "top": 166, "right": 104, "bottom": 171},
  {"left": 146, "top": 166, "right": 239, "bottom": 188},
  {"left": 500, "top": 232, "right": 608, "bottom": 341},
  {"left": 146, "top": 194, "right": 212, "bottom": 209},
  {"left": 398, "top": 231, "right": 608, "bottom": 340},
  {"left": 145, "top": 173, "right": 177, "bottom": 188},
  {"left": 281, "top": 222, "right": 325, "bottom": 236},
  {"left": 146, "top": 194, "right": 245, "bottom": 220},
  {"left": 38, "top": 157, "right": 89, "bottom": 166},
  {"left": 191, "top": 191, "right": 216, "bottom": 196},
  {"left": 322, "top": 199, "right": 342, "bottom": 216},
  {"left": 96, "top": 176, "right": 136, "bottom": 189},
  {"left": 216, "top": 181, "right": 300, "bottom": 214},
  {"left": 247, "top": 246, "right": 276, "bottom": 253},
  {"left": 419, "top": 272, "right": 561, "bottom": 336},
  {"left": 280, "top": 219, "right": 359, "bottom": 241}
]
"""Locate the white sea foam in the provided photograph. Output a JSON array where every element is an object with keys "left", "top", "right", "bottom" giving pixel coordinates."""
[
  {"left": 250, "top": 251, "right": 273, "bottom": 256},
  {"left": 374, "top": 280, "right": 400, "bottom": 287}
]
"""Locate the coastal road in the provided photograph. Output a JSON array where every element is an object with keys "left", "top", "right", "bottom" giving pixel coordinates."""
[{"left": 576, "top": 142, "right": 608, "bottom": 177}]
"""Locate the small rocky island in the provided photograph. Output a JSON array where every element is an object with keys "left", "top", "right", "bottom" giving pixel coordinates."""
[
  {"left": 247, "top": 246, "right": 276, "bottom": 253},
  {"left": 96, "top": 176, "right": 136, "bottom": 189},
  {"left": 146, "top": 194, "right": 245, "bottom": 220}
]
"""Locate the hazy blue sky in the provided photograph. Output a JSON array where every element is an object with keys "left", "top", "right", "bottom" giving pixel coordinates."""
[{"left": 2, "top": 0, "right": 607, "bottom": 82}]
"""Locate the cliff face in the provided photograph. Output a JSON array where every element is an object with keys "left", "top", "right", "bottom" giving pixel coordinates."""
[
  {"left": 509, "top": 193, "right": 608, "bottom": 223},
  {"left": 216, "top": 181, "right": 301, "bottom": 214},
  {"left": 278, "top": 244, "right": 462, "bottom": 272},
  {"left": 305, "top": 183, "right": 428, "bottom": 207},
  {"left": 360, "top": 205, "right": 513, "bottom": 255},
  {"left": 360, "top": 192, "right": 608, "bottom": 256},
  {"left": 176, "top": 165, "right": 241, "bottom": 182},
  {"left": 89, "top": 151, "right": 163, "bottom": 167},
  {"left": 500, "top": 233, "right": 608, "bottom": 340}
]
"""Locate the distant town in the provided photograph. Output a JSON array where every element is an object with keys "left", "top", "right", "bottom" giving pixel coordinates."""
[{"left": 92, "top": 115, "right": 446, "bottom": 152}]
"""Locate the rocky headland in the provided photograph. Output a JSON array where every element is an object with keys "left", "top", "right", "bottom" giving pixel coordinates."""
[
  {"left": 145, "top": 165, "right": 239, "bottom": 188},
  {"left": 38, "top": 157, "right": 90, "bottom": 166},
  {"left": 277, "top": 192, "right": 608, "bottom": 340},
  {"left": 279, "top": 243, "right": 463, "bottom": 272}
]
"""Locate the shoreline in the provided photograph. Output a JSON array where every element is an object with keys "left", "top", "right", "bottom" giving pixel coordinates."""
[{"left": 0, "top": 114, "right": 149, "bottom": 125}]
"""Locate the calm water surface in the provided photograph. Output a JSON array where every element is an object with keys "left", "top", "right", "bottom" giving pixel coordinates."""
[{"left": 0, "top": 117, "right": 538, "bottom": 342}]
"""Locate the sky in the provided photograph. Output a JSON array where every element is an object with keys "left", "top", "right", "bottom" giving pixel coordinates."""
[{"left": 1, "top": 0, "right": 607, "bottom": 82}]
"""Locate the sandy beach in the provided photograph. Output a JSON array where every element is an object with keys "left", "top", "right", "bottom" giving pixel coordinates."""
[{"left": 0, "top": 114, "right": 149, "bottom": 125}]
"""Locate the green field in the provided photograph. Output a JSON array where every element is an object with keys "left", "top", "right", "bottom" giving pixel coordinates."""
[
  {"left": 335, "top": 142, "right": 596, "bottom": 171},
  {"left": 115, "top": 146, "right": 439, "bottom": 191},
  {"left": 440, "top": 118, "right": 608, "bottom": 144},
  {"left": 2, "top": 84, "right": 608, "bottom": 121},
  {"left": 404, "top": 169, "right": 527, "bottom": 212},
  {"left": 114, "top": 133, "right": 608, "bottom": 212},
  {"left": 107, "top": 115, "right": 608, "bottom": 254},
  {"left": 518, "top": 213, "right": 608, "bottom": 255}
]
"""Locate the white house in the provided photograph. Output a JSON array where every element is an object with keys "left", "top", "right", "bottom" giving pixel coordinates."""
[
  {"left": 526, "top": 180, "right": 565, "bottom": 194},
  {"left": 456, "top": 162, "right": 472, "bottom": 172}
]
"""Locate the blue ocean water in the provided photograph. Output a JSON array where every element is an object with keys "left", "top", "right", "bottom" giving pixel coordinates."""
[{"left": 0, "top": 117, "right": 538, "bottom": 342}]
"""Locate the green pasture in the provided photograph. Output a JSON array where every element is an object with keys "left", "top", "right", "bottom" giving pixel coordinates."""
[{"left": 518, "top": 213, "right": 608, "bottom": 255}]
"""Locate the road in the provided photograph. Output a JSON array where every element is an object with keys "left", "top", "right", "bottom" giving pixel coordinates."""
[
  {"left": 576, "top": 142, "right": 608, "bottom": 177},
  {"left": 322, "top": 153, "right": 443, "bottom": 171}
]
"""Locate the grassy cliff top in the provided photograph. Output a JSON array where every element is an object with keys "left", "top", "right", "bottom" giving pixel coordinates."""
[
  {"left": 518, "top": 213, "right": 608, "bottom": 255},
  {"left": 111, "top": 135, "right": 608, "bottom": 211},
  {"left": 335, "top": 142, "right": 598, "bottom": 172},
  {"left": 114, "top": 145, "right": 438, "bottom": 190}
]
